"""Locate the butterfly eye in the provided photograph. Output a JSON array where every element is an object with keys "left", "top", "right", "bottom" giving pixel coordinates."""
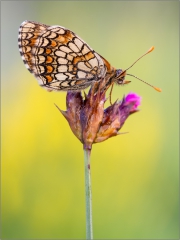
[{"left": 116, "top": 69, "right": 123, "bottom": 78}]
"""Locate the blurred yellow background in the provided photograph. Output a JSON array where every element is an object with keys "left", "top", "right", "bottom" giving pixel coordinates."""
[{"left": 1, "top": 1, "right": 179, "bottom": 239}]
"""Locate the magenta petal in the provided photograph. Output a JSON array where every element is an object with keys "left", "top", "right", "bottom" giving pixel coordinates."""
[{"left": 125, "top": 93, "right": 141, "bottom": 110}]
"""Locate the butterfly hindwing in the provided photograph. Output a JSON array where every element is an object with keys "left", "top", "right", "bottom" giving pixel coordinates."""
[{"left": 18, "top": 20, "right": 106, "bottom": 91}]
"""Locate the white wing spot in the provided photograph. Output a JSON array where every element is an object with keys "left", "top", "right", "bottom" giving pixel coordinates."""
[
  {"left": 67, "top": 54, "right": 73, "bottom": 61},
  {"left": 89, "top": 58, "right": 98, "bottom": 68},
  {"left": 48, "top": 82, "right": 61, "bottom": 88},
  {"left": 77, "top": 62, "right": 91, "bottom": 71},
  {"left": 57, "top": 57, "right": 68, "bottom": 64},
  {"left": 42, "top": 38, "right": 50, "bottom": 47},
  {"left": 34, "top": 55, "right": 45, "bottom": 64},
  {"left": 55, "top": 73, "right": 68, "bottom": 80},
  {"left": 69, "top": 42, "right": 79, "bottom": 53},
  {"left": 60, "top": 46, "right": 71, "bottom": 53},
  {"left": 68, "top": 65, "right": 73, "bottom": 71},
  {"left": 55, "top": 50, "right": 66, "bottom": 57},
  {"left": 61, "top": 81, "right": 70, "bottom": 87},
  {"left": 37, "top": 37, "right": 49, "bottom": 47},
  {"left": 82, "top": 45, "right": 90, "bottom": 55},
  {"left": 74, "top": 38, "right": 83, "bottom": 50},
  {"left": 77, "top": 71, "right": 87, "bottom": 78},
  {"left": 58, "top": 65, "right": 68, "bottom": 72}
]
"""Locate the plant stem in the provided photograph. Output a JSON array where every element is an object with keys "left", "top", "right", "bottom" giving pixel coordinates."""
[{"left": 84, "top": 145, "right": 93, "bottom": 239}]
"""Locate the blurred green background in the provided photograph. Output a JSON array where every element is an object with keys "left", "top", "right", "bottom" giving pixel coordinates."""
[{"left": 1, "top": 1, "right": 179, "bottom": 239}]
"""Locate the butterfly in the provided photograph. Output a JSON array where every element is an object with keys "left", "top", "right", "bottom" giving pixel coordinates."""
[
  {"left": 18, "top": 20, "right": 131, "bottom": 92},
  {"left": 18, "top": 20, "right": 161, "bottom": 93}
]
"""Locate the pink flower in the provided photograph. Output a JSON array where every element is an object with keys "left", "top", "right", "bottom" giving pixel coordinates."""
[
  {"left": 55, "top": 81, "right": 141, "bottom": 148},
  {"left": 125, "top": 93, "right": 141, "bottom": 112}
]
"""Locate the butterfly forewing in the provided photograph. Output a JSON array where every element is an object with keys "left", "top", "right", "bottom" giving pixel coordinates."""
[{"left": 18, "top": 20, "right": 107, "bottom": 91}]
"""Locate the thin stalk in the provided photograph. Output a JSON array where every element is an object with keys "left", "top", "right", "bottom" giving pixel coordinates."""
[{"left": 84, "top": 145, "right": 93, "bottom": 239}]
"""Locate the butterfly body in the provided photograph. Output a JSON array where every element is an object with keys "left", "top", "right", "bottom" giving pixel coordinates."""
[{"left": 18, "top": 21, "right": 126, "bottom": 91}]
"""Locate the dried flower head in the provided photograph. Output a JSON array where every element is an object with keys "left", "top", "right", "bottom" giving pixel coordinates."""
[{"left": 55, "top": 81, "right": 141, "bottom": 150}]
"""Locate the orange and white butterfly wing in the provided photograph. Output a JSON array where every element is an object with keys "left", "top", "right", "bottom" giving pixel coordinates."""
[{"left": 18, "top": 20, "right": 107, "bottom": 91}]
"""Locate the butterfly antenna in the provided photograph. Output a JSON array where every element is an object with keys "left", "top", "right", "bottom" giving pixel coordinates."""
[
  {"left": 125, "top": 46, "right": 155, "bottom": 72},
  {"left": 124, "top": 46, "right": 161, "bottom": 92},
  {"left": 126, "top": 73, "right": 162, "bottom": 92}
]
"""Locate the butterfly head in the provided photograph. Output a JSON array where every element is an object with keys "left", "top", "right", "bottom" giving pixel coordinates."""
[{"left": 115, "top": 69, "right": 131, "bottom": 86}]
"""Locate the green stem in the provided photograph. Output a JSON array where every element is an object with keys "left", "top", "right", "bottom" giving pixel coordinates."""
[{"left": 84, "top": 145, "right": 93, "bottom": 239}]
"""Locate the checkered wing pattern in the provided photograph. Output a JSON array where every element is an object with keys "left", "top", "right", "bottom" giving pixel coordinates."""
[{"left": 18, "top": 21, "right": 107, "bottom": 91}]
